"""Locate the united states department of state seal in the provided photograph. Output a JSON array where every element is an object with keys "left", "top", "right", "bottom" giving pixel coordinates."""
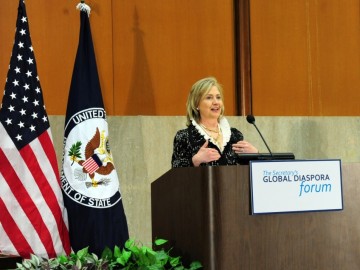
[{"left": 61, "top": 108, "right": 121, "bottom": 208}]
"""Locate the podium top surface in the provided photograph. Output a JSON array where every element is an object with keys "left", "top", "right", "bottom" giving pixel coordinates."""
[{"left": 237, "top": 152, "right": 295, "bottom": 164}]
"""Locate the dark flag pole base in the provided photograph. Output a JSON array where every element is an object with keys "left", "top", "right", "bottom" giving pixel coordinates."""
[{"left": 0, "top": 254, "right": 22, "bottom": 270}]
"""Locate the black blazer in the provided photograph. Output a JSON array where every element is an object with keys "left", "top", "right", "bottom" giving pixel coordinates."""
[{"left": 171, "top": 122, "right": 244, "bottom": 167}]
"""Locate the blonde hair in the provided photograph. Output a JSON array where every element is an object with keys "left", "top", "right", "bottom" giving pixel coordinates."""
[{"left": 186, "top": 77, "right": 225, "bottom": 126}]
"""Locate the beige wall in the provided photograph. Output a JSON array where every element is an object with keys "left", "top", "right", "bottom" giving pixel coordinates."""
[{"left": 50, "top": 116, "right": 360, "bottom": 243}]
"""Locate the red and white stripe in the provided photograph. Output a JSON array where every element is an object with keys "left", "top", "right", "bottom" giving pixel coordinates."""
[
  {"left": 82, "top": 157, "right": 100, "bottom": 174},
  {"left": 0, "top": 124, "right": 71, "bottom": 258}
]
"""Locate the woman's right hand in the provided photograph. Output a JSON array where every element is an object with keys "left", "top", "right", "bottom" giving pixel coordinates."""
[{"left": 192, "top": 140, "right": 221, "bottom": 166}]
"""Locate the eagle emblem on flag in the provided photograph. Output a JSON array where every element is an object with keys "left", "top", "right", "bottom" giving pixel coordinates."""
[{"left": 68, "top": 127, "right": 114, "bottom": 188}]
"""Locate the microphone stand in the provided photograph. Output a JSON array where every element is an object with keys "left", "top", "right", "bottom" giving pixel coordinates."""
[{"left": 251, "top": 122, "right": 273, "bottom": 158}]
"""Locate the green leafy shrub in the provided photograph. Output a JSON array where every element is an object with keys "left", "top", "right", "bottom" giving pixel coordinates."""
[{"left": 15, "top": 238, "right": 202, "bottom": 270}]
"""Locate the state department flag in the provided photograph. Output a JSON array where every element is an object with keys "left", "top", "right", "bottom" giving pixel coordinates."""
[
  {"left": 0, "top": 0, "right": 71, "bottom": 258},
  {"left": 61, "top": 4, "right": 129, "bottom": 256}
]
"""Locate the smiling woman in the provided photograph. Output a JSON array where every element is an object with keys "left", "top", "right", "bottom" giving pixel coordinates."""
[{"left": 171, "top": 77, "right": 258, "bottom": 168}]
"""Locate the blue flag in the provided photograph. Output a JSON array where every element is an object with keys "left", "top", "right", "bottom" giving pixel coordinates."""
[{"left": 61, "top": 5, "right": 129, "bottom": 255}]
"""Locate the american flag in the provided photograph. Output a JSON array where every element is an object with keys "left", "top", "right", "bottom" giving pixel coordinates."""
[{"left": 0, "top": 0, "right": 71, "bottom": 258}]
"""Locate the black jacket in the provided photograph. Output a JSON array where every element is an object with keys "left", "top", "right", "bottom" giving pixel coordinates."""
[{"left": 171, "top": 119, "right": 244, "bottom": 167}]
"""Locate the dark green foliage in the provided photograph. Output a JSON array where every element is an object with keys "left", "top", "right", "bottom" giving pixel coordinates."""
[
  {"left": 68, "top": 141, "right": 82, "bottom": 165},
  {"left": 16, "top": 239, "right": 202, "bottom": 270}
]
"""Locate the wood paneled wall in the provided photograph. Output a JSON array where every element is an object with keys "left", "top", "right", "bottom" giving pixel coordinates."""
[
  {"left": 0, "top": 0, "right": 235, "bottom": 116},
  {"left": 250, "top": 0, "right": 360, "bottom": 116},
  {"left": 112, "top": 0, "right": 235, "bottom": 115},
  {"left": 1, "top": 0, "right": 360, "bottom": 116}
]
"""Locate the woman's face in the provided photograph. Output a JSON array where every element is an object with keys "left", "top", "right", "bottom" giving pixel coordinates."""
[{"left": 198, "top": 85, "right": 223, "bottom": 122}]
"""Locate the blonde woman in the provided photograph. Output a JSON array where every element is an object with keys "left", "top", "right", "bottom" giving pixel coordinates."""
[{"left": 172, "top": 77, "right": 258, "bottom": 167}]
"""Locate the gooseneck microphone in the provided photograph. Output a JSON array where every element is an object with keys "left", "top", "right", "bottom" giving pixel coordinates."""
[{"left": 246, "top": 115, "right": 273, "bottom": 157}]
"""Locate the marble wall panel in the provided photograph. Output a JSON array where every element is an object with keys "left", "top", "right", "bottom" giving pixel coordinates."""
[{"left": 49, "top": 116, "right": 360, "bottom": 244}]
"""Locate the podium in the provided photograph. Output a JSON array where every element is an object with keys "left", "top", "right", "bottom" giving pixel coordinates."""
[
  {"left": 0, "top": 255, "right": 22, "bottom": 270},
  {"left": 151, "top": 164, "right": 360, "bottom": 270}
]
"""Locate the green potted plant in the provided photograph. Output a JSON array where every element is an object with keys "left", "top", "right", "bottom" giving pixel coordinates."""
[{"left": 15, "top": 238, "right": 202, "bottom": 270}]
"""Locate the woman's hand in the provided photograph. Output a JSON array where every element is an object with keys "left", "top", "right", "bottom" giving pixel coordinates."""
[
  {"left": 192, "top": 140, "right": 221, "bottom": 166},
  {"left": 232, "top": 140, "right": 258, "bottom": 154}
]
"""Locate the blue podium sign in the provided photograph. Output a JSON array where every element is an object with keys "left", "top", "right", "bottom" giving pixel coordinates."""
[{"left": 250, "top": 159, "right": 343, "bottom": 214}]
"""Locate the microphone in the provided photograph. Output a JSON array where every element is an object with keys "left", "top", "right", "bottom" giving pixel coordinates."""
[{"left": 246, "top": 115, "right": 273, "bottom": 157}]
